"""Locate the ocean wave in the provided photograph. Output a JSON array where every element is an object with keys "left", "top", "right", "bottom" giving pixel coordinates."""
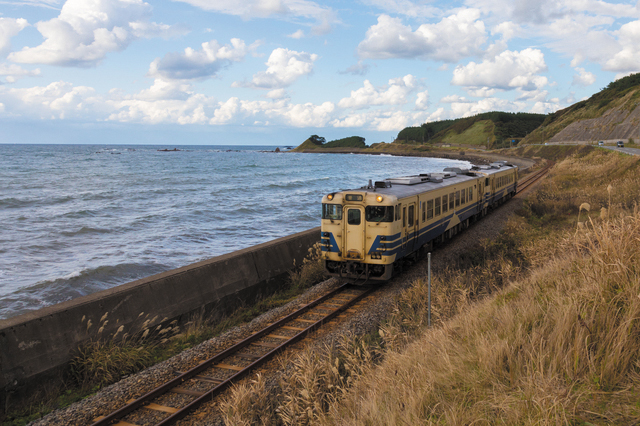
[
  {"left": 0, "top": 195, "right": 74, "bottom": 208},
  {"left": 59, "top": 226, "right": 112, "bottom": 237}
]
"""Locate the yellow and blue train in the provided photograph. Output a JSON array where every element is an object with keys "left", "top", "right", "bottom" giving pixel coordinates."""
[{"left": 320, "top": 161, "right": 518, "bottom": 280}]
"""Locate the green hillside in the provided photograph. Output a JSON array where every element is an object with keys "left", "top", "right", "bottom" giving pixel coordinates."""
[
  {"left": 292, "top": 135, "right": 367, "bottom": 151},
  {"left": 396, "top": 112, "right": 546, "bottom": 149}
]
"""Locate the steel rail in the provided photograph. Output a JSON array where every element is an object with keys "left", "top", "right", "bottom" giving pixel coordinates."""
[
  {"left": 91, "top": 283, "right": 373, "bottom": 426},
  {"left": 516, "top": 162, "right": 553, "bottom": 194}
]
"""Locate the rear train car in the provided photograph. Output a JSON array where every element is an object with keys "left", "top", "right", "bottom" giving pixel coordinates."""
[{"left": 320, "top": 162, "right": 518, "bottom": 281}]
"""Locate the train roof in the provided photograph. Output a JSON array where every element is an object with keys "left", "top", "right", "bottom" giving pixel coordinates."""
[{"left": 331, "top": 162, "right": 517, "bottom": 201}]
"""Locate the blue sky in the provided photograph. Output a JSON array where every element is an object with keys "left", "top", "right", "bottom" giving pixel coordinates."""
[{"left": 0, "top": 0, "right": 639, "bottom": 145}]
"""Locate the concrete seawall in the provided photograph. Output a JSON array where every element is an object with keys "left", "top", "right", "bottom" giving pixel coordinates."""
[{"left": 0, "top": 227, "right": 320, "bottom": 401}]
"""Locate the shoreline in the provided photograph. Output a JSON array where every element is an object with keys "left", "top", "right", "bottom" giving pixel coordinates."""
[{"left": 292, "top": 146, "right": 536, "bottom": 172}]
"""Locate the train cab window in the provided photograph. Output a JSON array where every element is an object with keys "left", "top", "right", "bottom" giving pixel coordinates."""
[
  {"left": 435, "top": 197, "right": 441, "bottom": 216},
  {"left": 365, "top": 206, "right": 394, "bottom": 223},
  {"left": 455, "top": 191, "right": 460, "bottom": 207},
  {"left": 322, "top": 204, "right": 342, "bottom": 220},
  {"left": 442, "top": 195, "right": 448, "bottom": 213},
  {"left": 449, "top": 192, "right": 455, "bottom": 210},
  {"left": 427, "top": 200, "right": 434, "bottom": 220},
  {"left": 408, "top": 205, "right": 415, "bottom": 226},
  {"left": 347, "top": 209, "right": 361, "bottom": 225}
]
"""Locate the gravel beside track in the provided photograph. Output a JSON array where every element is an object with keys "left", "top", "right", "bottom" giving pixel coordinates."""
[{"left": 31, "top": 160, "right": 541, "bottom": 426}]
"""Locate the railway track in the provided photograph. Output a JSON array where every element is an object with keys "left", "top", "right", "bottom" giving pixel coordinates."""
[
  {"left": 91, "top": 283, "right": 374, "bottom": 426},
  {"left": 90, "top": 160, "right": 551, "bottom": 426},
  {"left": 516, "top": 161, "right": 553, "bottom": 194}
]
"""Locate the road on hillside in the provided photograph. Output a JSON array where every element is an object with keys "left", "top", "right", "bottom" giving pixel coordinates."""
[{"left": 601, "top": 146, "right": 640, "bottom": 156}]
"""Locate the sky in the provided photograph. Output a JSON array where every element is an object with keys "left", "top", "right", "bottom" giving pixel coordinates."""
[{"left": 0, "top": 0, "right": 639, "bottom": 146}]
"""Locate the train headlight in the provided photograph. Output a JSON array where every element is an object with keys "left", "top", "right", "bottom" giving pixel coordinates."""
[
  {"left": 376, "top": 195, "right": 383, "bottom": 203},
  {"left": 327, "top": 194, "right": 334, "bottom": 201}
]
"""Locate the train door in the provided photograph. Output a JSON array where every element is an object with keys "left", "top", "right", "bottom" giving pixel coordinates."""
[{"left": 343, "top": 206, "right": 365, "bottom": 260}]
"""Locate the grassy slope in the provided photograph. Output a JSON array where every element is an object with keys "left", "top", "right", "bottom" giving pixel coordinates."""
[
  {"left": 220, "top": 148, "right": 640, "bottom": 425},
  {"left": 441, "top": 119, "right": 494, "bottom": 146}
]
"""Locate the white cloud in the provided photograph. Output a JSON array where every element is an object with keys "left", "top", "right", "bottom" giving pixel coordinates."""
[
  {"left": 0, "top": 62, "right": 41, "bottom": 83},
  {"left": 282, "top": 101, "right": 335, "bottom": 127},
  {"left": 531, "top": 100, "right": 561, "bottom": 114},
  {"left": 371, "top": 110, "right": 413, "bottom": 131},
  {"left": 451, "top": 48, "right": 548, "bottom": 94},
  {"left": 149, "top": 39, "right": 252, "bottom": 81},
  {"left": 209, "top": 97, "right": 240, "bottom": 125},
  {"left": 9, "top": 0, "right": 187, "bottom": 67},
  {"left": 604, "top": 20, "right": 640, "bottom": 73},
  {"left": 172, "top": 0, "right": 338, "bottom": 35},
  {"left": 357, "top": 10, "right": 487, "bottom": 62},
  {"left": 572, "top": 67, "right": 596, "bottom": 86},
  {"left": 0, "top": 17, "right": 28, "bottom": 57},
  {"left": 338, "top": 74, "right": 418, "bottom": 109},
  {"left": 449, "top": 97, "right": 525, "bottom": 117},
  {"left": 134, "top": 79, "right": 192, "bottom": 101},
  {"left": 288, "top": 29, "right": 304, "bottom": 39},
  {"left": 466, "top": 0, "right": 638, "bottom": 26},
  {"left": 234, "top": 47, "right": 318, "bottom": 89},
  {"left": 415, "top": 90, "right": 429, "bottom": 109},
  {"left": 440, "top": 94, "right": 467, "bottom": 103},
  {"left": 358, "top": 0, "right": 439, "bottom": 18},
  {"left": 266, "top": 88, "right": 287, "bottom": 99},
  {"left": 0, "top": 80, "right": 100, "bottom": 119},
  {"left": 491, "top": 21, "right": 519, "bottom": 41},
  {"left": 339, "top": 61, "right": 370, "bottom": 76},
  {"left": 0, "top": 0, "right": 60, "bottom": 9},
  {"left": 108, "top": 91, "right": 215, "bottom": 124}
]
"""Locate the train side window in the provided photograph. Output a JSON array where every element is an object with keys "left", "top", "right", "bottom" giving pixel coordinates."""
[
  {"left": 468, "top": 187, "right": 473, "bottom": 201},
  {"left": 449, "top": 192, "right": 454, "bottom": 210},
  {"left": 455, "top": 191, "right": 460, "bottom": 207},
  {"left": 461, "top": 189, "right": 466, "bottom": 204},
  {"left": 396, "top": 204, "right": 401, "bottom": 221},
  {"left": 442, "top": 195, "right": 448, "bottom": 213},
  {"left": 435, "top": 197, "right": 441, "bottom": 216},
  {"left": 402, "top": 207, "right": 406, "bottom": 227},
  {"left": 485, "top": 178, "right": 490, "bottom": 187},
  {"left": 427, "top": 200, "right": 434, "bottom": 220},
  {"left": 408, "top": 206, "right": 414, "bottom": 226},
  {"left": 422, "top": 201, "right": 426, "bottom": 222}
]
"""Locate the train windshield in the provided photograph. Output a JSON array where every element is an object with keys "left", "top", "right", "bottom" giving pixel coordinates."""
[
  {"left": 365, "top": 206, "right": 394, "bottom": 223},
  {"left": 322, "top": 204, "right": 343, "bottom": 220}
]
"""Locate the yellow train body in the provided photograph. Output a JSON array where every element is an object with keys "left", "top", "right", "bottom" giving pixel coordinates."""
[{"left": 320, "top": 162, "right": 518, "bottom": 281}]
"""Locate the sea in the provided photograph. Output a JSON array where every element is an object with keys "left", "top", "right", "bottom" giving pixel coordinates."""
[{"left": 0, "top": 144, "right": 471, "bottom": 320}]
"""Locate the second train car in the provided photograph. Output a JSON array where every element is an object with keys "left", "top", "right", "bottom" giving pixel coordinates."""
[{"left": 320, "top": 161, "right": 518, "bottom": 281}]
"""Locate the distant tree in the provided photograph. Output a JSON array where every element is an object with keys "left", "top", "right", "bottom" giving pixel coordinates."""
[{"left": 309, "top": 135, "right": 326, "bottom": 145}]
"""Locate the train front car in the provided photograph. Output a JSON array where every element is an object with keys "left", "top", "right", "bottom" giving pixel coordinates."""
[{"left": 321, "top": 184, "right": 399, "bottom": 281}]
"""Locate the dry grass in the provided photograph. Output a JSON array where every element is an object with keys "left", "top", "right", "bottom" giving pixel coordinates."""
[
  {"left": 289, "top": 242, "right": 327, "bottom": 290},
  {"left": 318, "top": 209, "right": 640, "bottom": 425},
  {"left": 217, "top": 149, "right": 640, "bottom": 425}
]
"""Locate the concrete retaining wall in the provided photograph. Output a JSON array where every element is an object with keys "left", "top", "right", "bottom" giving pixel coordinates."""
[{"left": 0, "top": 227, "right": 320, "bottom": 401}]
